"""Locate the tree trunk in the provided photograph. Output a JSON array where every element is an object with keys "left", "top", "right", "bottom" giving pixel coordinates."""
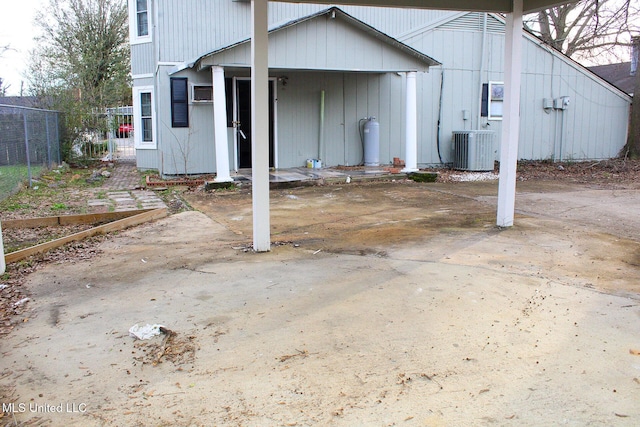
[{"left": 624, "top": 37, "right": 640, "bottom": 158}]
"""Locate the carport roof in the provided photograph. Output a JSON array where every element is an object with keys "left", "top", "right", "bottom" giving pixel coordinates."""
[
  {"left": 274, "top": 0, "right": 568, "bottom": 14},
  {"left": 173, "top": 7, "right": 440, "bottom": 75}
]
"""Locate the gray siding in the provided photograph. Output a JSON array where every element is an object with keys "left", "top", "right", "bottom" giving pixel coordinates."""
[
  {"left": 276, "top": 71, "right": 408, "bottom": 168},
  {"left": 402, "top": 12, "right": 630, "bottom": 166},
  {"left": 131, "top": 4, "right": 631, "bottom": 173},
  {"left": 200, "top": 12, "right": 431, "bottom": 72},
  {"left": 131, "top": 43, "right": 155, "bottom": 76},
  {"left": 154, "top": 1, "right": 454, "bottom": 64},
  {"left": 156, "top": 67, "right": 217, "bottom": 176},
  {"left": 136, "top": 149, "right": 159, "bottom": 170}
]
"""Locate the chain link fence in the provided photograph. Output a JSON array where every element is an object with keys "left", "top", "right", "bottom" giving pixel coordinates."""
[{"left": 0, "top": 104, "right": 62, "bottom": 201}]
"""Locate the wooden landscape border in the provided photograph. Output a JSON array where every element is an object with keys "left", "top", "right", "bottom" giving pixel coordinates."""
[
  {"left": 2, "top": 209, "right": 159, "bottom": 229},
  {"left": 3, "top": 208, "right": 167, "bottom": 264}
]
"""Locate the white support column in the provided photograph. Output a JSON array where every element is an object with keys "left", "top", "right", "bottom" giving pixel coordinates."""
[
  {"left": 402, "top": 71, "right": 418, "bottom": 173},
  {"left": 251, "top": 0, "right": 271, "bottom": 252},
  {"left": 212, "top": 66, "right": 232, "bottom": 182},
  {"left": 496, "top": 0, "right": 523, "bottom": 227},
  {"left": 0, "top": 222, "right": 5, "bottom": 274}
]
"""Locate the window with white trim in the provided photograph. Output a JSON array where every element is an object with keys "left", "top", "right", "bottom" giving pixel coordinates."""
[
  {"left": 488, "top": 81, "right": 504, "bottom": 120},
  {"left": 129, "top": 0, "right": 151, "bottom": 44},
  {"left": 133, "top": 86, "right": 156, "bottom": 149}
]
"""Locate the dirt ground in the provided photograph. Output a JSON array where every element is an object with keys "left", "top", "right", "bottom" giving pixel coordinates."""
[{"left": 1, "top": 165, "right": 640, "bottom": 426}]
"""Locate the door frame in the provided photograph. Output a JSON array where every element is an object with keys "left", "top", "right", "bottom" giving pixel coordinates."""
[{"left": 232, "top": 76, "right": 278, "bottom": 171}]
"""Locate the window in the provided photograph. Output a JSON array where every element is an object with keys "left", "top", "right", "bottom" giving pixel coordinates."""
[
  {"left": 140, "top": 92, "right": 153, "bottom": 140},
  {"left": 133, "top": 86, "right": 155, "bottom": 149},
  {"left": 192, "top": 85, "right": 213, "bottom": 102},
  {"left": 171, "top": 78, "right": 189, "bottom": 127},
  {"left": 483, "top": 82, "right": 504, "bottom": 120},
  {"left": 129, "top": 0, "right": 151, "bottom": 44}
]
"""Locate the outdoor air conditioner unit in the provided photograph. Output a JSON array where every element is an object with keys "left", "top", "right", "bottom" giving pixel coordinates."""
[{"left": 452, "top": 130, "right": 496, "bottom": 171}]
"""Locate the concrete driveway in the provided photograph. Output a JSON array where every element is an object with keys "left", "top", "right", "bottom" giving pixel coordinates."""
[{"left": 1, "top": 179, "right": 639, "bottom": 426}]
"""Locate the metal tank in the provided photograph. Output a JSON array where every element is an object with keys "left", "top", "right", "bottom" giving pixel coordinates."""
[{"left": 363, "top": 117, "right": 380, "bottom": 167}]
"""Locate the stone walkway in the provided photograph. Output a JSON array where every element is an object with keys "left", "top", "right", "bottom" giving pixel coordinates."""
[{"left": 88, "top": 161, "right": 166, "bottom": 212}]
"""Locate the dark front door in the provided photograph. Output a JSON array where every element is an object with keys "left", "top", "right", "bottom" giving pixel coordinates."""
[{"left": 236, "top": 79, "right": 275, "bottom": 169}]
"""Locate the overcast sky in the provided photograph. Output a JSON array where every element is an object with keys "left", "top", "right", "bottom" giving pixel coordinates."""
[{"left": 0, "top": 0, "right": 46, "bottom": 96}]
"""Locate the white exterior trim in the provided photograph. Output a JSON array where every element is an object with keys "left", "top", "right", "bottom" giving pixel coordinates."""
[
  {"left": 488, "top": 81, "right": 504, "bottom": 121},
  {"left": 402, "top": 71, "right": 418, "bottom": 172},
  {"left": 133, "top": 85, "right": 157, "bottom": 150},
  {"left": 212, "top": 67, "right": 232, "bottom": 182},
  {"left": 128, "top": 0, "right": 152, "bottom": 45},
  {"left": 132, "top": 73, "right": 154, "bottom": 80}
]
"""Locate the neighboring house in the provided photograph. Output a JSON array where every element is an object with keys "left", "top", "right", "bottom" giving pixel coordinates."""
[
  {"left": 587, "top": 63, "right": 635, "bottom": 97},
  {"left": 128, "top": 1, "right": 632, "bottom": 176}
]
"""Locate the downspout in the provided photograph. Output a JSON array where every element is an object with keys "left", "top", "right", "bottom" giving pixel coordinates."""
[
  {"left": 319, "top": 90, "right": 325, "bottom": 163},
  {"left": 436, "top": 70, "right": 444, "bottom": 164},
  {"left": 343, "top": 74, "right": 348, "bottom": 165},
  {"left": 477, "top": 12, "right": 487, "bottom": 129}
]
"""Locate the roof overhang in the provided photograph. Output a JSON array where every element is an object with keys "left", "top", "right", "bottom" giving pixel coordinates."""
[{"left": 273, "top": 0, "right": 576, "bottom": 14}]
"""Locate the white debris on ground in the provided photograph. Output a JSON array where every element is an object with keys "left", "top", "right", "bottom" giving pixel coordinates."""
[
  {"left": 449, "top": 171, "right": 499, "bottom": 182},
  {"left": 129, "top": 323, "right": 166, "bottom": 340}
]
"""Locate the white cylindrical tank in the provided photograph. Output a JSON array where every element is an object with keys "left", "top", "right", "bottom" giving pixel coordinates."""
[{"left": 363, "top": 118, "right": 379, "bottom": 167}]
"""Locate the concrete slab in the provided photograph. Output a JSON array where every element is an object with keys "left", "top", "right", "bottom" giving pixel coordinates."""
[{"left": 2, "top": 182, "right": 640, "bottom": 426}]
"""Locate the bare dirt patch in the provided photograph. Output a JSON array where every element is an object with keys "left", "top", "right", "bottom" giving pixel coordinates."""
[{"left": 1, "top": 160, "right": 640, "bottom": 426}]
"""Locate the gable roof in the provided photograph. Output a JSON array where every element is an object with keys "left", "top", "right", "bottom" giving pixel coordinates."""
[
  {"left": 587, "top": 63, "right": 635, "bottom": 96},
  {"left": 407, "top": 11, "right": 632, "bottom": 101},
  {"left": 172, "top": 7, "right": 440, "bottom": 75}
]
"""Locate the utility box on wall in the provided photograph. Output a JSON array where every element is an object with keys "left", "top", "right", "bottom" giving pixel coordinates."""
[{"left": 452, "top": 130, "right": 496, "bottom": 171}]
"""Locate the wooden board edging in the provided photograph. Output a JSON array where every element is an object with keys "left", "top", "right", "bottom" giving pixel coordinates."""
[
  {"left": 2, "top": 209, "right": 155, "bottom": 229},
  {"left": 4, "top": 208, "right": 168, "bottom": 264}
]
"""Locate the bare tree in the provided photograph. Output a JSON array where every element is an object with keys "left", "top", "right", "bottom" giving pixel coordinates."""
[
  {"left": 525, "top": 0, "right": 638, "bottom": 64},
  {"left": 28, "top": 0, "right": 130, "bottom": 106},
  {"left": 0, "top": 44, "right": 11, "bottom": 96},
  {"left": 0, "top": 78, "right": 9, "bottom": 96},
  {"left": 26, "top": 0, "right": 131, "bottom": 160}
]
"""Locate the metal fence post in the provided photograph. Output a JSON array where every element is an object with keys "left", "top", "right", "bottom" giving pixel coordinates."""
[
  {"left": 55, "top": 112, "right": 61, "bottom": 164},
  {"left": 107, "top": 108, "right": 114, "bottom": 161},
  {"left": 46, "top": 112, "right": 52, "bottom": 168},
  {"left": 23, "top": 110, "right": 32, "bottom": 187}
]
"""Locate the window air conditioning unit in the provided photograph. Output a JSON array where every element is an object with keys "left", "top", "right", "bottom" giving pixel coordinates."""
[{"left": 452, "top": 130, "right": 496, "bottom": 171}]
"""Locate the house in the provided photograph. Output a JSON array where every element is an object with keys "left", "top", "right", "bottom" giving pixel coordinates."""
[
  {"left": 127, "top": 1, "right": 631, "bottom": 176},
  {"left": 588, "top": 37, "right": 638, "bottom": 97},
  {"left": 588, "top": 63, "right": 635, "bottom": 96}
]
